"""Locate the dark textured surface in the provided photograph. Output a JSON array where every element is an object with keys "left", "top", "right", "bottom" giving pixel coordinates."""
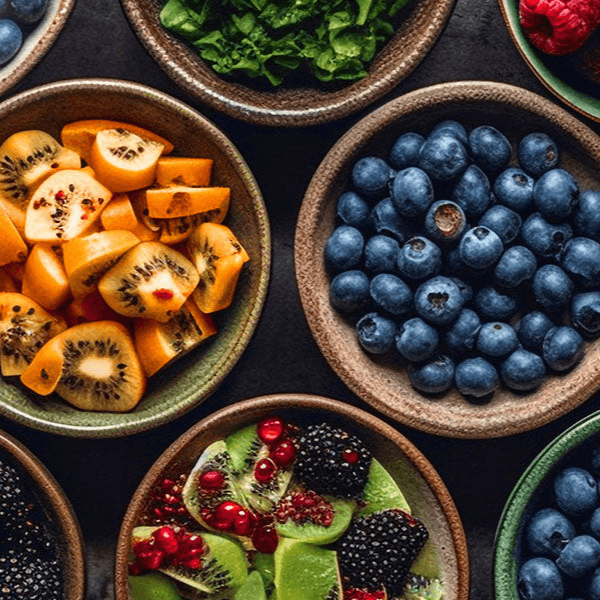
[{"left": 2, "top": 0, "right": 600, "bottom": 598}]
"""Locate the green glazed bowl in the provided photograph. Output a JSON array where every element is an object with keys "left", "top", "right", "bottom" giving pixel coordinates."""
[
  {"left": 0, "top": 79, "right": 270, "bottom": 438},
  {"left": 494, "top": 411, "right": 600, "bottom": 600}
]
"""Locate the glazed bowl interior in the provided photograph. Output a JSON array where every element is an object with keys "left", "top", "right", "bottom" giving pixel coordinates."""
[
  {"left": 0, "top": 78, "right": 270, "bottom": 438},
  {"left": 119, "top": 0, "right": 456, "bottom": 127},
  {"left": 114, "top": 394, "right": 469, "bottom": 600},
  {"left": 295, "top": 80, "right": 600, "bottom": 439},
  {"left": 0, "top": 427, "right": 85, "bottom": 599}
]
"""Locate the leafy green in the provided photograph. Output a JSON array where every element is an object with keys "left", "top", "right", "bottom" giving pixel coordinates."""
[{"left": 160, "top": 0, "right": 410, "bottom": 86}]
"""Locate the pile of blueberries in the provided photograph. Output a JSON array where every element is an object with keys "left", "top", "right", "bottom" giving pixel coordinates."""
[
  {"left": 0, "top": 0, "right": 49, "bottom": 67},
  {"left": 518, "top": 441, "right": 600, "bottom": 600},
  {"left": 326, "top": 119, "right": 600, "bottom": 398}
]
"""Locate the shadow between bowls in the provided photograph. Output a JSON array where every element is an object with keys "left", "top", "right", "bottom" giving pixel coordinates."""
[
  {"left": 114, "top": 393, "right": 470, "bottom": 600},
  {"left": 0, "top": 78, "right": 271, "bottom": 438},
  {"left": 0, "top": 427, "right": 85, "bottom": 599},
  {"left": 119, "top": 0, "right": 456, "bottom": 127},
  {"left": 295, "top": 80, "right": 600, "bottom": 439}
]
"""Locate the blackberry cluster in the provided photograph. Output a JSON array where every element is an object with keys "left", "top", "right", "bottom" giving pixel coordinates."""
[
  {"left": 337, "top": 509, "right": 429, "bottom": 596},
  {"left": 294, "top": 423, "right": 372, "bottom": 498}
]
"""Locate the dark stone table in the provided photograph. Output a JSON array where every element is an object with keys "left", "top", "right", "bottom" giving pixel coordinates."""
[{"left": 5, "top": 0, "right": 600, "bottom": 598}]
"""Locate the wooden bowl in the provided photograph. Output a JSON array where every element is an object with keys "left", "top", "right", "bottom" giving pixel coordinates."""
[
  {"left": 114, "top": 393, "right": 469, "bottom": 600},
  {"left": 0, "top": 78, "right": 270, "bottom": 438},
  {"left": 119, "top": 0, "right": 456, "bottom": 127},
  {"left": 0, "top": 427, "right": 85, "bottom": 599},
  {"left": 295, "top": 80, "right": 600, "bottom": 439}
]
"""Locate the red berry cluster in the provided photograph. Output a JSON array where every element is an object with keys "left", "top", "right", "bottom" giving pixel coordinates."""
[
  {"left": 253, "top": 417, "right": 297, "bottom": 485},
  {"left": 343, "top": 588, "right": 386, "bottom": 600},
  {"left": 143, "top": 475, "right": 191, "bottom": 526},
  {"left": 275, "top": 490, "right": 334, "bottom": 527}
]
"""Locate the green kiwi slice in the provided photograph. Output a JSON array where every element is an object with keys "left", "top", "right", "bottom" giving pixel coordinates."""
[
  {"left": 225, "top": 424, "right": 260, "bottom": 473},
  {"left": 402, "top": 574, "right": 444, "bottom": 600},
  {"left": 251, "top": 552, "right": 275, "bottom": 591},
  {"left": 358, "top": 458, "right": 411, "bottom": 517},
  {"left": 234, "top": 571, "right": 267, "bottom": 600},
  {"left": 129, "top": 572, "right": 183, "bottom": 600}
]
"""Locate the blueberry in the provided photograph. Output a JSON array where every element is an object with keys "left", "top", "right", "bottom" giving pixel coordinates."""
[
  {"left": 356, "top": 312, "right": 397, "bottom": 354},
  {"left": 591, "top": 567, "right": 600, "bottom": 600},
  {"left": 555, "top": 467, "right": 598, "bottom": 517},
  {"left": 397, "top": 236, "right": 442, "bottom": 281},
  {"left": 351, "top": 156, "right": 391, "bottom": 198},
  {"left": 534, "top": 169, "right": 579, "bottom": 221},
  {"left": 574, "top": 190, "right": 600, "bottom": 240},
  {"left": 532, "top": 265, "right": 573, "bottom": 309},
  {"left": 557, "top": 535, "right": 600, "bottom": 577},
  {"left": 445, "top": 246, "right": 470, "bottom": 276},
  {"left": 572, "top": 292, "right": 600, "bottom": 338},
  {"left": 477, "top": 322, "right": 519, "bottom": 358},
  {"left": 369, "top": 198, "right": 410, "bottom": 243},
  {"left": 407, "top": 355, "right": 455, "bottom": 394},
  {"left": 325, "top": 225, "right": 364, "bottom": 273},
  {"left": 561, "top": 237, "right": 600, "bottom": 288},
  {"left": 391, "top": 167, "right": 434, "bottom": 217},
  {"left": 459, "top": 226, "right": 504, "bottom": 270},
  {"left": 517, "top": 311, "right": 555, "bottom": 353},
  {"left": 494, "top": 246, "right": 537, "bottom": 288},
  {"left": 337, "top": 191, "right": 370, "bottom": 229},
  {"left": 395, "top": 317, "right": 439, "bottom": 362},
  {"left": 469, "top": 125, "right": 511, "bottom": 174},
  {"left": 388, "top": 132, "right": 425, "bottom": 170},
  {"left": 501, "top": 349, "right": 546, "bottom": 391},
  {"left": 452, "top": 164, "right": 492, "bottom": 219},
  {"left": 369, "top": 273, "right": 412, "bottom": 317},
  {"left": 445, "top": 309, "right": 481, "bottom": 355},
  {"left": 527, "top": 508, "right": 575, "bottom": 556},
  {"left": 449, "top": 277, "right": 473, "bottom": 304},
  {"left": 0, "top": 19, "right": 21, "bottom": 65},
  {"left": 479, "top": 205, "right": 522, "bottom": 245},
  {"left": 423, "top": 200, "right": 466, "bottom": 243},
  {"left": 364, "top": 235, "right": 400, "bottom": 273},
  {"left": 590, "top": 507, "right": 600, "bottom": 538},
  {"left": 430, "top": 120, "right": 469, "bottom": 145},
  {"left": 414, "top": 276, "right": 464, "bottom": 326},
  {"left": 0, "top": 0, "right": 8, "bottom": 16},
  {"left": 521, "top": 213, "right": 573, "bottom": 259},
  {"left": 474, "top": 286, "right": 518, "bottom": 321},
  {"left": 455, "top": 357, "right": 499, "bottom": 397},
  {"left": 517, "top": 557, "right": 564, "bottom": 600},
  {"left": 418, "top": 132, "right": 470, "bottom": 182},
  {"left": 543, "top": 326, "right": 584, "bottom": 372},
  {"left": 329, "top": 270, "right": 370, "bottom": 313},
  {"left": 518, "top": 132, "right": 559, "bottom": 178},
  {"left": 493, "top": 167, "right": 535, "bottom": 214},
  {"left": 10, "top": 0, "right": 48, "bottom": 23}
]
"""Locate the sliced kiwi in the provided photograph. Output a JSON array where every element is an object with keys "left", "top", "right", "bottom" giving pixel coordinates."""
[
  {"left": 129, "top": 572, "right": 183, "bottom": 600},
  {"left": 402, "top": 574, "right": 444, "bottom": 600},
  {"left": 252, "top": 552, "right": 275, "bottom": 591},
  {"left": 234, "top": 571, "right": 267, "bottom": 600},
  {"left": 225, "top": 424, "right": 261, "bottom": 473},
  {"left": 358, "top": 458, "right": 411, "bottom": 517}
]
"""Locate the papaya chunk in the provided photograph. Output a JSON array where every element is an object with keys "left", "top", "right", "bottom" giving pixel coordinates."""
[
  {"left": 100, "top": 193, "right": 139, "bottom": 232},
  {"left": 154, "top": 157, "right": 213, "bottom": 188},
  {"left": 21, "top": 244, "right": 70, "bottom": 311},
  {"left": 0, "top": 202, "right": 27, "bottom": 266},
  {"left": 146, "top": 186, "right": 230, "bottom": 219}
]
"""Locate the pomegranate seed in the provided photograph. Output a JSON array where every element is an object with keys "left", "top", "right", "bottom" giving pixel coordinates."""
[
  {"left": 128, "top": 562, "right": 144, "bottom": 576},
  {"left": 138, "top": 550, "right": 164, "bottom": 571},
  {"left": 198, "top": 470, "right": 226, "bottom": 490},
  {"left": 160, "top": 478, "right": 175, "bottom": 491},
  {"left": 271, "top": 440, "right": 296, "bottom": 468},
  {"left": 252, "top": 525, "right": 279, "bottom": 554},
  {"left": 133, "top": 540, "right": 154, "bottom": 556},
  {"left": 257, "top": 417, "right": 285, "bottom": 446},
  {"left": 303, "top": 496, "right": 315, "bottom": 508},
  {"left": 342, "top": 448, "right": 360, "bottom": 464},
  {"left": 181, "top": 557, "right": 202, "bottom": 569},
  {"left": 214, "top": 501, "right": 243, "bottom": 528},
  {"left": 55, "top": 191, "right": 66, "bottom": 200},
  {"left": 153, "top": 288, "right": 174, "bottom": 300},
  {"left": 152, "top": 526, "right": 179, "bottom": 555},
  {"left": 254, "top": 458, "right": 277, "bottom": 483},
  {"left": 233, "top": 515, "right": 254, "bottom": 536}
]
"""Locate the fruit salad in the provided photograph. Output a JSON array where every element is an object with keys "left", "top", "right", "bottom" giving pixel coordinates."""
[
  {"left": 0, "top": 121, "right": 249, "bottom": 412},
  {"left": 128, "top": 417, "right": 443, "bottom": 600}
]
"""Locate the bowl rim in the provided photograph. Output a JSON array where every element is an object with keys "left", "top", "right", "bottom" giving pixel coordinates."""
[
  {"left": 119, "top": 0, "right": 457, "bottom": 127},
  {"left": 295, "top": 79, "right": 600, "bottom": 439},
  {"left": 114, "top": 393, "right": 470, "bottom": 600},
  {"left": 0, "top": 77, "right": 271, "bottom": 438},
  {"left": 0, "top": 427, "right": 86, "bottom": 599}
]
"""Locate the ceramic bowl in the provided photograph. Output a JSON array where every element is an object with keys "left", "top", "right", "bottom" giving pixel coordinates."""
[
  {"left": 494, "top": 411, "right": 600, "bottom": 600},
  {"left": 498, "top": 0, "right": 600, "bottom": 123},
  {"left": 0, "top": 427, "right": 85, "bottom": 599},
  {"left": 0, "top": 78, "right": 270, "bottom": 438},
  {"left": 295, "top": 80, "right": 600, "bottom": 439},
  {"left": 0, "top": 0, "right": 75, "bottom": 98},
  {"left": 114, "top": 393, "right": 469, "bottom": 600},
  {"left": 119, "top": 0, "right": 456, "bottom": 127}
]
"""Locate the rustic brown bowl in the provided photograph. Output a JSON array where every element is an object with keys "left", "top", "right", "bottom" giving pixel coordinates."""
[
  {"left": 0, "top": 0, "right": 75, "bottom": 98},
  {"left": 0, "top": 427, "right": 85, "bottom": 599},
  {"left": 295, "top": 80, "right": 600, "bottom": 439},
  {"left": 114, "top": 394, "right": 469, "bottom": 600},
  {"left": 0, "top": 78, "right": 270, "bottom": 438},
  {"left": 119, "top": 0, "right": 456, "bottom": 127}
]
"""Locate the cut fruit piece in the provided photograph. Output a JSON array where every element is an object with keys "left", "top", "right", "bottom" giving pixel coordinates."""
[
  {"left": 0, "top": 201, "right": 27, "bottom": 266},
  {"left": 273, "top": 539, "right": 342, "bottom": 600},
  {"left": 234, "top": 571, "right": 267, "bottom": 600},
  {"left": 358, "top": 458, "right": 411, "bottom": 517},
  {"left": 252, "top": 552, "right": 275, "bottom": 591},
  {"left": 61, "top": 120, "right": 174, "bottom": 163},
  {"left": 98, "top": 242, "right": 199, "bottom": 322},
  {"left": 21, "top": 244, "right": 70, "bottom": 310},
  {"left": 66, "top": 289, "right": 131, "bottom": 327},
  {"left": 0, "top": 293, "right": 67, "bottom": 376},
  {"left": 88, "top": 129, "right": 164, "bottom": 193},
  {"left": 62, "top": 229, "right": 141, "bottom": 297},
  {"left": 134, "top": 299, "right": 216, "bottom": 377},
  {"left": 100, "top": 193, "right": 139, "bottom": 231},
  {"left": 129, "top": 572, "right": 183, "bottom": 600},
  {"left": 188, "top": 222, "right": 249, "bottom": 264},
  {"left": 24, "top": 169, "right": 112, "bottom": 243},
  {"left": 402, "top": 574, "right": 444, "bottom": 600},
  {"left": 79, "top": 165, "right": 96, "bottom": 178},
  {"left": 154, "top": 157, "right": 213, "bottom": 188},
  {"left": 130, "top": 220, "right": 161, "bottom": 242},
  {"left": 0, "top": 130, "right": 82, "bottom": 233},
  {"left": 145, "top": 186, "right": 230, "bottom": 219},
  {"left": 157, "top": 202, "right": 230, "bottom": 246},
  {"left": 20, "top": 320, "right": 146, "bottom": 412},
  {"left": 225, "top": 423, "right": 261, "bottom": 474}
]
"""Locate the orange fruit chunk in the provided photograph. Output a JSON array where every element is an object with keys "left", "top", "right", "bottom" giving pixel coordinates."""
[
  {"left": 146, "top": 186, "right": 230, "bottom": 219},
  {"left": 21, "top": 244, "right": 70, "bottom": 311},
  {"left": 0, "top": 202, "right": 27, "bottom": 266},
  {"left": 154, "top": 157, "right": 213, "bottom": 188}
]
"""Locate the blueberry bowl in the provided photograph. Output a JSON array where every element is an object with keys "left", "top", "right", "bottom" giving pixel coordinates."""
[{"left": 295, "top": 80, "right": 600, "bottom": 439}]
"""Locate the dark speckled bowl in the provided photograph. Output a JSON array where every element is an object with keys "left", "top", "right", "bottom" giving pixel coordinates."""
[{"left": 0, "top": 78, "right": 270, "bottom": 438}]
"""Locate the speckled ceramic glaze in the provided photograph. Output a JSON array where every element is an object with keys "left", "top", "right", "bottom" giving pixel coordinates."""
[
  {"left": 0, "top": 427, "right": 85, "bottom": 599},
  {"left": 119, "top": 0, "right": 456, "bottom": 127},
  {"left": 295, "top": 80, "right": 600, "bottom": 439},
  {"left": 114, "top": 394, "right": 469, "bottom": 600},
  {"left": 494, "top": 411, "right": 600, "bottom": 600},
  {"left": 0, "top": 0, "right": 75, "bottom": 98},
  {"left": 0, "top": 78, "right": 270, "bottom": 438}
]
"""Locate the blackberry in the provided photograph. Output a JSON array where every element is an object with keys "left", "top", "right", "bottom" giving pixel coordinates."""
[
  {"left": 0, "top": 550, "right": 62, "bottom": 599},
  {"left": 337, "top": 509, "right": 429, "bottom": 596},
  {"left": 294, "top": 423, "right": 372, "bottom": 498}
]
